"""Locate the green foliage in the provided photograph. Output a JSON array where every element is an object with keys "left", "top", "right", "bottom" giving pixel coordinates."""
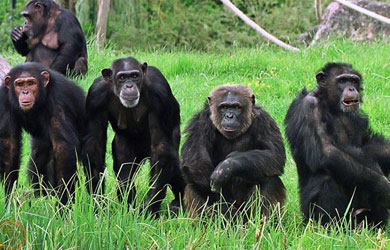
[
  {"left": 106, "top": 0, "right": 323, "bottom": 50},
  {"left": 0, "top": 0, "right": 332, "bottom": 51},
  {"left": 0, "top": 0, "right": 26, "bottom": 51},
  {"left": 1, "top": 40, "right": 390, "bottom": 248}
]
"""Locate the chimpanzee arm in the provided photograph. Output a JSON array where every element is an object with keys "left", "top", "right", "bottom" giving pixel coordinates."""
[
  {"left": 181, "top": 109, "right": 217, "bottom": 195},
  {"left": 50, "top": 14, "right": 86, "bottom": 74},
  {"left": 210, "top": 114, "right": 285, "bottom": 191},
  {"left": 49, "top": 113, "right": 81, "bottom": 204},
  {"left": 362, "top": 133, "right": 390, "bottom": 176},
  {"left": 82, "top": 78, "right": 110, "bottom": 192},
  {"left": 285, "top": 88, "right": 326, "bottom": 172},
  {"left": 10, "top": 26, "right": 30, "bottom": 56},
  {"left": 286, "top": 88, "right": 390, "bottom": 197},
  {"left": 0, "top": 87, "right": 22, "bottom": 196},
  {"left": 143, "top": 112, "right": 181, "bottom": 213}
]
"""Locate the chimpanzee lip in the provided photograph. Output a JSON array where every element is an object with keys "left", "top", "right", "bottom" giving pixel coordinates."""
[
  {"left": 120, "top": 94, "right": 139, "bottom": 101},
  {"left": 223, "top": 127, "right": 237, "bottom": 132},
  {"left": 21, "top": 101, "right": 33, "bottom": 106},
  {"left": 342, "top": 99, "right": 359, "bottom": 106}
]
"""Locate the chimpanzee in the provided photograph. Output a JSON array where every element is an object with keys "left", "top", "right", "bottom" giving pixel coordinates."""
[
  {"left": 10, "top": 0, "right": 88, "bottom": 76},
  {"left": 285, "top": 62, "right": 390, "bottom": 227},
  {"left": 181, "top": 84, "right": 286, "bottom": 219},
  {"left": 82, "top": 56, "right": 185, "bottom": 215},
  {"left": 0, "top": 62, "right": 85, "bottom": 204}
]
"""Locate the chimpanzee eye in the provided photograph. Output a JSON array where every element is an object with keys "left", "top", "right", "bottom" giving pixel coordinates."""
[
  {"left": 119, "top": 75, "right": 125, "bottom": 81},
  {"left": 28, "top": 81, "right": 35, "bottom": 86},
  {"left": 130, "top": 73, "right": 139, "bottom": 79},
  {"left": 15, "top": 81, "right": 24, "bottom": 87}
]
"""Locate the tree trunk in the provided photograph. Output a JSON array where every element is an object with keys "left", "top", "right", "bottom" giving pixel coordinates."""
[
  {"left": 96, "top": 0, "right": 110, "bottom": 49},
  {"left": 56, "top": 0, "right": 76, "bottom": 14}
]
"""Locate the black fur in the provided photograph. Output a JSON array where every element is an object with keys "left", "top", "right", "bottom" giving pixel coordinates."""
[
  {"left": 82, "top": 57, "right": 185, "bottom": 216},
  {"left": 285, "top": 62, "right": 390, "bottom": 227},
  {"left": 10, "top": 0, "right": 88, "bottom": 75},
  {"left": 0, "top": 62, "right": 85, "bottom": 204},
  {"left": 181, "top": 84, "right": 286, "bottom": 219}
]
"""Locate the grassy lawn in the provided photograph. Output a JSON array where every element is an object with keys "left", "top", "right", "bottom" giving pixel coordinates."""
[{"left": 1, "top": 39, "right": 390, "bottom": 249}]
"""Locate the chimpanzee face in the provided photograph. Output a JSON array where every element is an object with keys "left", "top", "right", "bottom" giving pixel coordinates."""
[
  {"left": 334, "top": 73, "right": 361, "bottom": 113},
  {"left": 4, "top": 70, "right": 50, "bottom": 111},
  {"left": 316, "top": 63, "right": 362, "bottom": 114},
  {"left": 102, "top": 57, "right": 147, "bottom": 108},
  {"left": 208, "top": 85, "right": 255, "bottom": 140},
  {"left": 21, "top": 1, "right": 47, "bottom": 38}
]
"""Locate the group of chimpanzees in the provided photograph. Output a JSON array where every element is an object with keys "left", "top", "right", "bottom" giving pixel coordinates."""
[{"left": 1, "top": 0, "right": 390, "bottom": 229}]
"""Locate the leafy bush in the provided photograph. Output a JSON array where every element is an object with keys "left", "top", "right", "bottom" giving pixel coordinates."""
[
  {"left": 0, "top": 1, "right": 26, "bottom": 51},
  {"left": 0, "top": 0, "right": 332, "bottom": 51},
  {"left": 105, "top": 0, "right": 333, "bottom": 51}
]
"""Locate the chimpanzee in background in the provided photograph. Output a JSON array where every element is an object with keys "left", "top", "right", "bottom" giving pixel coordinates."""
[
  {"left": 82, "top": 56, "right": 185, "bottom": 215},
  {"left": 181, "top": 84, "right": 286, "bottom": 219},
  {"left": 10, "top": 0, "right": 88, "bottom": 76},
  {"left": 1, "top": 62, "right": 85, "bottom": 204},
  {"left": 285, "top": 62, "right": 390, "bottom": 227}
]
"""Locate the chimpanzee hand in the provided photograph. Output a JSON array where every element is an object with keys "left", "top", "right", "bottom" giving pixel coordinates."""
[
  {"left": 11, "top": 26, "right": 25, "bottom": 42},
  {"left": 210, "top": 158, "right": 236, "bottom": 193},
  {"left": 377, "top": 176, "right": 390, "bottom": 208}
]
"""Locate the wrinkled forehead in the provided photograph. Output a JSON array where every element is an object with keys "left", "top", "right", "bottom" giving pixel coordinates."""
[
  {"left": 210, "top": 89, "right": 251, "bottom": 104},
  {"left": 111, "top": 58, "right": 141, "bottom": 73},
  {"left": 16, "top": 72, "right": 34, "bottom": 78},
  {"left": 331, "top": 66, "right": 361, "bottom": 78},
  {"left": 221, "top": 91, "right": 242, "bottom": 103}
]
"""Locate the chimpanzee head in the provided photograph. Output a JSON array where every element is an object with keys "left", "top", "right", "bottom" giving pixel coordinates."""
[
  {"left": 208, "top": 84, "right": 255, "bottom": 139},
  {"left": 102, "top": 57, "right": 147, "bottom": 108},
  {"left": 21, "top": 0, "right": 58, "bottom": 38},
  {"left": 4, "top": 62, "right": 50, "bottom": 112},
  {"left": 316, "top": 62, "right": 363, "bottom": 114}
]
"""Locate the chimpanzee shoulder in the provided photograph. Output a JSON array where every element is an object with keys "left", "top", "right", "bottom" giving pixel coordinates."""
[
  {"left": 145, "top": 66, "right": 180, "bottom": 133},
  {"left": 85, "top": 76, "right": 113, "bottom": 112},
  {"left": 251, "top": 105, "right": 282, "bottom": 136},
  {"left": 182, "top": 102, "right": 216, "bottom": 149}
]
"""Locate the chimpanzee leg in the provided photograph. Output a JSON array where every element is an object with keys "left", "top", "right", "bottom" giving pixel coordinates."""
[
  {"left": 0, "top": 124, "right": 21, "bottom": 198},
  {"left": 183, "top": 184, "right": 209, "bottom": 217},
  {"left": 258, "top": 176, "right": 286, "bottom": 217},
  {"left": 112, "top": 134, "right": 143, "bottom": 205},
  {"left": 28, "top": 138, "right": 54, "bottom": 196},
  {"left": 301, "top": 175, "right": 350, "bottom": 225}
]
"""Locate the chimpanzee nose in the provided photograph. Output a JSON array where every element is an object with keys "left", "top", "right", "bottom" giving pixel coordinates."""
[
  {"left": 226, "top": 113, "right": 233, "bottom": 119},
  {"left": 349, "top": 87, "right": 356, "bottom": 92},
  {"left": 22, "top": 89, "right": 29, "bottom": 94},
  {"left": 125, "top": 84, "right": 133, "bottom": 89}
]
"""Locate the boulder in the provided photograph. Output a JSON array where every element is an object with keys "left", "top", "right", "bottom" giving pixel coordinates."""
[
  {"left": 300, "top": 1, "right": 390, "bottom": 44},
  {"left": 0, "top": 55, "right": 11, "bottom": 84}
]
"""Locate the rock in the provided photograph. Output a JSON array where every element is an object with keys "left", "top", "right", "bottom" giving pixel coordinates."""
[
  {"left": 0, "top": 55, "right": 11, "bottom": 84},
  {"left": 301, "top": 0, "right": 390, "bottom": 44}
]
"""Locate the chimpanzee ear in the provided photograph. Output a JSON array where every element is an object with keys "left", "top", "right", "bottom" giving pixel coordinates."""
[
  {"left": 316, "top": 71, "right": 327, "bottom": 87},
  {"left": 251, "top": 94, "right": 255, "bottom": 105},
  {"left": 207, "top": 96, "right": 211, "bottom": 106},
  {"left": 4, "top": 76, "right": 11, "bottom": 89},
  {"left": 101, "top": 68, "right": 113, "bottom": 82},
  {"left": 41, "top": 71, "right": 50, "bottom": 87},
  {"left": 141, "top": 62, "right": 148, "bottom": 76}
]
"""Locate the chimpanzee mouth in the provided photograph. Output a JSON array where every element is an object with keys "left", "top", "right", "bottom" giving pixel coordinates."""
[
  {"left": 222, "top": 127, "right": 237, "bottom": 132},
  {"left": 120, "top": 95, "right": 139, "bottom": 108},
  {"left": 120, "top": 94, "right": 139, "bottom": 101},
  {"left": 21, "top": 101, "right": 33, "bottom": 106},
  {"left": 342, "top": 98, "right": 359, "bottom": 106},
  {"left": 20, "top": 101, "right": 34, "bottom": 110}
]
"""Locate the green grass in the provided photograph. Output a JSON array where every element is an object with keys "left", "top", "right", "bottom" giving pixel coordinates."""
[{"left": 2, "top": 39, "right": 390, "bottom": 249}]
